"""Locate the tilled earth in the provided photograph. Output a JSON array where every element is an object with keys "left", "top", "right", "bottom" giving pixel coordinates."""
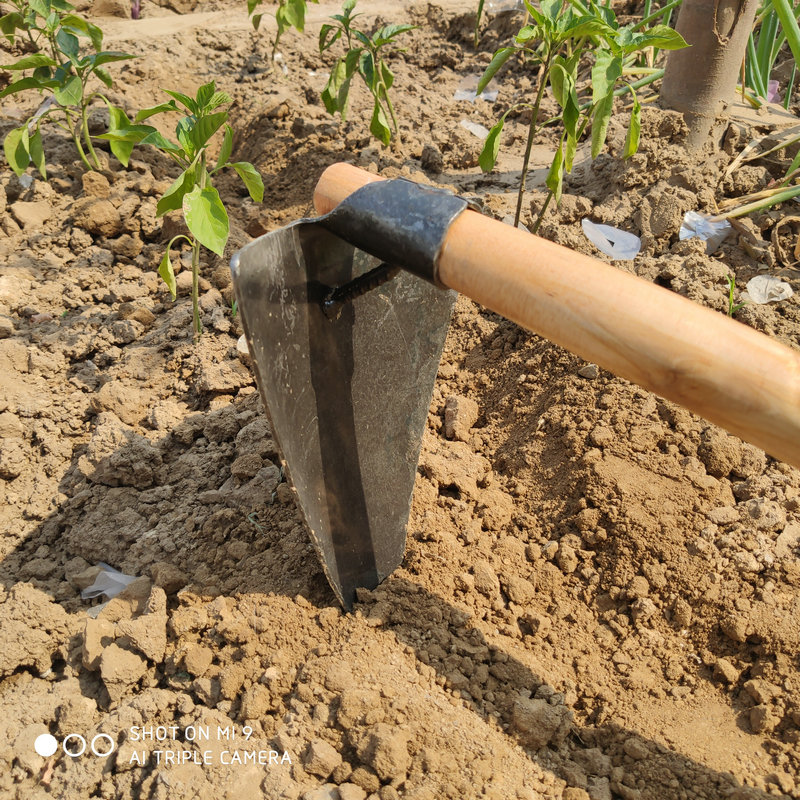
[{"left": 1, "top": 2, "right": 800, "bottom": 799}]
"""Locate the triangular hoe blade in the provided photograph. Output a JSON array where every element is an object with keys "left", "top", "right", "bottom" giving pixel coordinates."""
[{"left": 231, "top": 220, "right": 455, "bottom": 609}]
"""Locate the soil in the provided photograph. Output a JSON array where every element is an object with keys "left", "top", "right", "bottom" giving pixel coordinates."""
[{"left": 1, "top": 2, "right": 800, "bottom": 799}]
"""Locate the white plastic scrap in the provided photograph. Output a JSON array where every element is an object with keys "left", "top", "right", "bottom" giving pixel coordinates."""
[
  {"left": 486, "top": 0, "right": 525, "bottom": 12},
  {"left": 459, "top": 119, "right": 490, "bottom": 140},
  {"left": 82, "top": 563, "right": 138, "bottom": 617},
  {"left": 679, "top": 211, "right": 732, "bottom": 253},
  {"left": 743, "top": 275, "right": 794, "bottom": 304},
  {"left": 454, "top": 75, "right": 498, "bottom": 103},
  {"left": 581, "top": 219, "right": 641, "bottom": 260}
]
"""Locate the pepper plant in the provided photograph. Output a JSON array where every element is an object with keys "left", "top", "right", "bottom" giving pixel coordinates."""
[
  {"left": 247, "top": 0, "right": 318, "bottom": 65},
  {"left": 98, "top": 82, "right": 264, "bottom": 339},
  {"left": 0, "top": 0, "right": 135, "bottom": 175},
  {"left": 478, "top": 0, "right": 687, "bottom": 230},
  {"left": 319, "top": 0, "right": 414, "bottom": 146}
]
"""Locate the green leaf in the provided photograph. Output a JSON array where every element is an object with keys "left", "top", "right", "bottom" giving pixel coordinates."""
[
  {"left": 135, "top": 102, "right": 177, "bottom": 122},
  {"left": 477, "top": 47, "right": 514, "bottom": 95},
  {"left": 4, "top": 126, "right": 30, "bottom": 176},
  {"left": 0, "top": 76, "right": 57, "bottom": 99},
  {"left": 61, "top": 14, "right": 103, "bottom": 50},
  {"left": 89, "top": 51, "right": 136, "bottom": 67},
  {"left": 564, "top": 131, "right": 577, "bottom": 173},
  {"left": 54, "top": 74, "right": 82, "bottom": 106},
  {"left": 2, "top": 53, "right": 58, "bottom": 70},
  {"left": 56, "top": 28, "right": 79, "bottom": 61},
  {"left": 545, "top": 143, "right": 564, "bottom": 204},
  {"left": 28, "top": 127, "right": 46, "bottom": 178},
  {"left": 540, "top": 0, "right": 561, "bottom": 21},
  {"left": 95, "top": 66, "right": 112, "bottom": 88},
  {"left": 372, "top": 23, "right": 415, "bottom": 47},
  {"left": 550, "top": 62, "right": 571, "bottom": 108},
  {"left": 369, "top": 101, "right": 391, "bottom": 146},
  {"left": 163, "top": 89, "right": 197, "bottom": 115},
  {"left": 623, "top": 89, "right": 641, "bottom": 159},
  {"left": 216, "top": 124, "right": 234, "bottom": 170},
  {"left": 251, "top": 13, "right": 262, "bottom": 29},
  {"left": 321, "top": 57, "right": 348, "bottom": 115},
  {"left": 359, "top": 50, "right": 376, "bottom": 91},
  {"left": 591, "top": 91, "right": 614, "bottom": 158},
  {"left": 157, "top": 166, "right": 195, "bottom": 216},
  {"left": 140, "top": 129, "right": 183, "bottom": 154},
  {"left": 0, "top": 12, "right": 24, "bottom": 41},
  {"left": 623, "top": 24, "right": 688, "bottom": 53},
  {"left": 591, "top": 49, "right": 622, "bottom": 104},
  {"left": 246, "top": 0, "right": 260, "bottom": 15},
  {"left": 195, "top": 81, "right": 218, "bottom": 110},
  {"left": 284, "top": 0, "right": 308, "bottom": 31},
  {"left": 231, "top": 162, "right": 263, "bottom": 202},
  {"left": 183, "top": 186, "right": 229, "bottom": 257},
  {"left": 380, "top": 60, "right": 394, "bottom": 92},
  {"left": 176, "top": 117, "right": 195, "bottom": 158},
  {"left": 158, "top": 236, "right": 189, "bottom": 301},
  {"left": 189, "top": 111, "right": 228, "bottom": 153},
  {"left": 319, "top": 23, "right": 341, "bottom": 51},
  {"left": 479, "top": 115, "right": 505, "bottom": 172}
]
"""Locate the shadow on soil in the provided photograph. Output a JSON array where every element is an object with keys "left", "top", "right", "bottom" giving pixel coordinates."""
[{"left": 0, "top": 384, "right": 780, "bottom": 799}]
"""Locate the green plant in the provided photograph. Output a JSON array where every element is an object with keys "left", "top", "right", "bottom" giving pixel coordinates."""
[
  {"left": 744, "top": 0, "right": 800, "bottom": 108},
  {"left": 99, "top": 81, "right": 264, "bottom": 339},
  {"left": 478, "top": 0, "right": 687, "bottom": 230},
  {"left": 319, "top": 0, "right": 414, "bottom": 146},
  {"left": 727, "top": 273, "right": 748, "bottom": 316},
  {"left": 247, "top": 0, "right": 318, "bottom": 65},
  {"left": 0, "top": 0, "right": 135, "bottom": 174}
]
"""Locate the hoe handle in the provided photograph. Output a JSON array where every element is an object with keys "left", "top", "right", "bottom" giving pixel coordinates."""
[{"left": 314, "top": 163, "right": 800, "bottom": 469}]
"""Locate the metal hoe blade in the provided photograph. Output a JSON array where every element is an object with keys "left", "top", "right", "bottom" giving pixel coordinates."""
[{"left": 231, "top": 218, "right": 455, "bottom": 609}]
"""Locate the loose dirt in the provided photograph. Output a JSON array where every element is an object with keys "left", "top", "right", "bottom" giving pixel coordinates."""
[{"left": 1, "top": 2, "right": 800, "bottom": 799}]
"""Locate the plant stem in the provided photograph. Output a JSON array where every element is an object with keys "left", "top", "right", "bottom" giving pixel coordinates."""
[
  {"left": 192, "top": 152, "right": 208, "bottom": 340},
  {"left": 514, "top": 59, "right": 551, "bottom": 229},
  {"left": 531, "top": 190, "right": 554, "bottom": 234},
  {"left": 80, "top": 102, "right": 102, "bottom": 170}
]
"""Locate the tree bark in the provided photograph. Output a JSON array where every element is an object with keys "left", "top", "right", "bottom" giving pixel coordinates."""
[{"left": 661, "top": 0, "right": 760, "bottom": 149}]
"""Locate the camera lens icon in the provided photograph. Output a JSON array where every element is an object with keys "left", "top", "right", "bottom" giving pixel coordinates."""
[{"left": 34, "top": 733, "right": 115, "bottom": 758}]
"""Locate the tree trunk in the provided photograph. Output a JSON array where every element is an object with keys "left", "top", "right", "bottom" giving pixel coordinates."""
[{"left": 661, "top": 0, "right": 760, "bottom": 149}]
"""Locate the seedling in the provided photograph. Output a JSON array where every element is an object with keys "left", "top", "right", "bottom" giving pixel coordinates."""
[
  {"left": 247, "top": 0, "right": 318, "bottom": 65},
  {"left": 727, "top": 273, "right": 748, "bottom": 316},
  {"left": 98, "top": 81, "right": 264, "bottom": 339},
  {"left": 0, "top": 0, "right": 135, "bottom": 174},
  {"left": 319, "top": 0, "right": 414, "bottom": 146},
  {"left": 478, "top": 0, "right": 687, "bottom": 230}
]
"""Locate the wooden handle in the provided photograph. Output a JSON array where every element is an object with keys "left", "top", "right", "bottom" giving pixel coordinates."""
[{"left": 314, "top": 163, "right": 800, "bottom": 469}]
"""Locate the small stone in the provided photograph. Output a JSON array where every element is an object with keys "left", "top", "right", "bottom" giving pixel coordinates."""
[
  {"left": 749, "top": 704, "right": 779, "bottom": 733},
  {"left": 697, "top": 428, "right": 741, "bottom": 477},
  {"left": 240, "top": 684, "right": 274, "bottom": 719},
  {"left": 563, "top": 789, "right": 590, "bottom": 800},
  {"left": 775, "top": 522, "right": 800, "bottom": 559},
  {"left": 73, "top": 198, "right": 122, "bottom": 237},
  {"left": 100, "top": 644, "right": 147, "bottom": 701},
  {"left": 671, "top": 597, "right": 692, "bottom": 628},
  {"left": 183, "top": 644, "right": 214, "bottom": 677},
  {"left": 81, "top": 171, "right": 111, "bottom": 198},
  {"left": 0, "top": 316, "right": 14, "bottom": 338},
  {"left": 82, "top": 618, "right": 115, "bottom": 671},
  {"left": 0, "top": 411, "right": 23, "bottom": 438},
  {"left": 511, "top": 697, "right": 572, "bottom": 750},
  {"left": 231, "top": 453, "right": 263, "bottom": 480},
  {"left": 349, "top": 766, "right": 381, "bottom": 794},
  {"left": 444, "top": 394, "right": 479, "bottom": 442},
  {"left": 109, "top": 233, "right": 143, "bottom": 258},
  {"left": 472, "top": 560, "right": 500, "bottom": 597},
  {"left": 577, "top": 363, "right": 599, "bottom": 380},
  {"left": 149, "top": 561, "right": 188, "bottom": 594},
  {"left": 303, "top": 739, "right": 342, "bottom": 779},
  {"left": 626, "top": 576, "right": 649, "bottom": 599},
  {"left": 720, "top": 615, "right": 748, "bottom": 643},
  {"left": 745, "top": 497, "right": 786, "bottom": 531},
  {"left": 743, "top": 678, "right": 779, "bottom": 704},
  {"left": 338, "top": 785, "right": 367, "bottom": 800},
  {"left": 556, "top": 544, "right": 579, "bottom": 574},
  {"left": 589, "top": 426, "right": 614, "bottom": 447},
  {"left": 116, "top": 609, "right": 167, "bottom": 662},
  {"left": 622, "top": 738, "right": 649, "bottom": 760},
  {"left": 713, "top": 658, "right": 739, "bottom": 684},
  {"left": 420, "top": 143, "right": 444, "bottom": 174},
  {"left": 10, "top": 200, "right": 51, "bottom": 230},
  {"left": 356, "top": 724, "right": 409, "bottom": 782}
]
